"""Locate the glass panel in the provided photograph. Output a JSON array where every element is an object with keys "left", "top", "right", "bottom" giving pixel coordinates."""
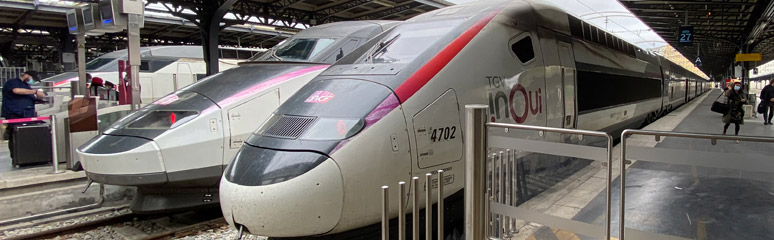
[
  {"left": 486, "top": 126, "right": 611, "bottom": 240},
  {"left": 621, "top": 133, "right": 774, "bottom": 240},
  {"left": 272, "top": 38, "right": 337, "bottom": 61},
  {"left": 301, "top": 118, "right": 365, "bottom": 140},
  {"left": 110, "top": 91, "right": 215, "bottom": 131},
  {"left": 348, "top": 19, "right": 465, "bottom": 65},
  {"left": 97, "top": 110, "right": 131, "bottom": 133},
  {"left": 511, "top": 37, "right": 535, "bottom": 63},
  {"left": 83, "top": 58, "right": 115, "bottom": 71},
  {"left": 126, "top": 110, "right": 199, "bottom": 130}
]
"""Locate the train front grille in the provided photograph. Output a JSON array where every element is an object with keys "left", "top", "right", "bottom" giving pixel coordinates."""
[{"left": 263, "top": 115, "right": 317, "bottom": 139}]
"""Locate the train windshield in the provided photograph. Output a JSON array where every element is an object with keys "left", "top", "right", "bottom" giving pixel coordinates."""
[
  {"left": 344, "top": 18, "right": 464, "bottom": 65},
  {"left": 257, "top": 79, "right": 392, "bottom": 140},
  {"left": 110, "top": 91, "right": 215, "bottom": 131},
  {"left": 256, "top": 38, "right": 336, "bottom": 62},
  {"left": 83, "top": 57, "right": 115, "bottom": 71}
]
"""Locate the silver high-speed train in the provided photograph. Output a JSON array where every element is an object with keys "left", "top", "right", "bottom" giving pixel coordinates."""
[
  {"left": 219, "top": 0, "right": 709, "bottom": 238},
  {"left": 76, "top": 20, "right": 399, "bottom": 213}
]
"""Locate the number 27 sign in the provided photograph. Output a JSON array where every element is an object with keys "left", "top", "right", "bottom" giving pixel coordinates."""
[{"left": 679, "top": 26, "right": 693, "bottom": 46}]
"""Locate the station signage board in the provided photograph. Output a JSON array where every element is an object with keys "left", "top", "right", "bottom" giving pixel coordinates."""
[
  {"left": 735, "top": 53, "right": 762, "bottom": 62},
  {"left": 678, "top": 26, "right": 693, "bottom": 46}
]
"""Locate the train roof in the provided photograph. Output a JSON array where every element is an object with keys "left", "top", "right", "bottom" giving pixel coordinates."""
[
  {"left": 179, "top": 62, "right": 326, "bottom": 104},
  {"left": 99, "top": 45, "right": 204, "bottom": 59},
  {"left": 293, "top": 21, "right": 400, "bottom": 40}
]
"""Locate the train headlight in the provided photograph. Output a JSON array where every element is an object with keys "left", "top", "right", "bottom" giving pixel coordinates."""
[{"left": 224, "top": 147, "right": 329, "bottom": 186}]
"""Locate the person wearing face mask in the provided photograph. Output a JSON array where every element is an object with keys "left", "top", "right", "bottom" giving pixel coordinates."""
[
  {"left": 760, "top": 80, "right": 774, "bottom": 125},
  {"left": 722, "top": 82, "right": 747, "bottom": 135},
  {"left": 2, "top": 71, "right": 46, "bottom": 158}
]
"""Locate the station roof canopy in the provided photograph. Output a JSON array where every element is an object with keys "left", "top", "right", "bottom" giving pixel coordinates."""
[
  {"left": 620, "top": 0, "right": 774, "bottom": 76},
  {"left": 0, "top": 0, "right": 449, "bottom": 52}
]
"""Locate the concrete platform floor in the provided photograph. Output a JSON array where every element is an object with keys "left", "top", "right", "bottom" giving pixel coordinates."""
[{"left": 508, "top": 89, "right": 774, "bottom": 240}]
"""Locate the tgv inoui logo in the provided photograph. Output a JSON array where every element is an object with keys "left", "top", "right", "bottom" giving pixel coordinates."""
[
  {"left": 305, "top": 90, "right": 335, "bottom": 103},
  {"left": 486, "top": 76, "right": 543, "bottom": 124}
]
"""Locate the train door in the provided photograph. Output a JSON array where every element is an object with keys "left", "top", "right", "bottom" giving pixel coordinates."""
[
  {"left": 224, "top": 89, "right": 280, "bottom": 165},
  {"left": 140, "top": 76, "right": 153, "bottom": 102},
  {"left": 412, "top": 89, "right": 463, "bottom": 169},
  {"left": 557, "top": 42, "right": 577, "bottom": 129},
  {"left": 176, "top": 63, "right": 193, "bottom": 90},
  {"left": 537, "top": 28, "right": 563, "bottom": 130}
]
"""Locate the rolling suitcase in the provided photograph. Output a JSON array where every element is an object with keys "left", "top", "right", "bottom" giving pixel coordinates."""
[{"left": 11, "top": 123, "right": 53, "bottom": 167}]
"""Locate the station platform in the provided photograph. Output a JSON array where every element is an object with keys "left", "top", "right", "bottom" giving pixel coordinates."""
[
  {"left": 0, "top": 143, "right": 133, "bottom": 224},
  {"left": 510, "top": 89, "right": 774, "bottom": 240}
]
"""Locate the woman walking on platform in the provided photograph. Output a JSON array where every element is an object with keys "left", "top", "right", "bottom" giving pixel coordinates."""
[
  {"left": 761, "top": 80, "right": 774, "bottom": 125},
  {"left": 723, "top": 82, "right": 747, "bottom": 135}
]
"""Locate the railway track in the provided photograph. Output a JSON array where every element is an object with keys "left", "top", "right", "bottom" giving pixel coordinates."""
[{"left": 2, "top": 207, "right": 225, "bottom": 240}]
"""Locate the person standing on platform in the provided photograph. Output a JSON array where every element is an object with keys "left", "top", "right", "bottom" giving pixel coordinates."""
[
  {"left": 723, "top": 82, "right": 747, "bottom": 135},
  {"left": 1, "top": 71, "right": 45, "bottom": 158},
  {"left": 761, "top": 80, "right": 774, "bottom": 125}
]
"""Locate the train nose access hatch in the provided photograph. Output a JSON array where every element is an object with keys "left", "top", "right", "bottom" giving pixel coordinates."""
[
  {"left": 78, "top": 135, "right": 166, "bottom": 185},
  {"left": 221, "top": 147, "right": 344, "bottom": 236}
]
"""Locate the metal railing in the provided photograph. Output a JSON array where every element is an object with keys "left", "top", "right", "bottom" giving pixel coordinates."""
[
  {"left": 380, "top": 105, "right": 614, "bottom": 240},
  {"left": 0, "top": 67, "right": 26, "bottom": 82},
  {"left": 620, "top": 129, "right": 774, "bottom": 240},
  {"left": 381, "top": 105, "right": 774, "bottom": 240},
  {"left": 381, "top": 172, "right": 445, "bottom": 240},
  {"left": 472, "top": 105, "right": 614, "bottom": 240}
]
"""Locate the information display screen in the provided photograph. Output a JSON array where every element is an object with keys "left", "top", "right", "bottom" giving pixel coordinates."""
[
  {"left": 67, "top": 11, "right": 78, "bottom": 32},
  {"left": 82, "top": 7, "right": 94, "bottom": 26},
  {"left": 100, "top": 3, "right": 114, "bottom": 25}
]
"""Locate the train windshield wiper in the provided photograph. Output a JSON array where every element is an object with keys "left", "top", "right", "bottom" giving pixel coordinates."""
[
  {"left": 367, "top": 34, "right": 401, "bottom": 63},
  {"left": 270, "top": 49, "right": 284, "bottom": 61}
]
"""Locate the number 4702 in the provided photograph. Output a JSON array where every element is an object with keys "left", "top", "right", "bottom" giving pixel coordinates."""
[{"left": 431, "top": 126, "right": 456, "bottom": 142}]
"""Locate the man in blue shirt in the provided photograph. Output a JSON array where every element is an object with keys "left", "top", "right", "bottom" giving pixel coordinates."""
[{"left": 2, "top": 71, "right": 45, "bottom": 159}]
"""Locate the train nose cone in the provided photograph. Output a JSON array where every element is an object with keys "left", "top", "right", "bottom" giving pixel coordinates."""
[
  {"left": 220, "top": 146, "right": 344, "bottom": 237},
  {"left": 77, "top": 135, "right": 167, "bottom": 185}
]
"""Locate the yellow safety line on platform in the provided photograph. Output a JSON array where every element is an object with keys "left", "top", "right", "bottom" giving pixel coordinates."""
[{"left": 697, "top": 218, "right": 707, "bottom": 240}]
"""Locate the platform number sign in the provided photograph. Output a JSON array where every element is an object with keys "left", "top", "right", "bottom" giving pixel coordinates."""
[{"left": 679, "top": 26, "right": 694, "bottom": 46}]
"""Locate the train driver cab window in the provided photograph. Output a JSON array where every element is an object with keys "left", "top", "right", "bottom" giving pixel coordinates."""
[
  {"left": 510, "top": 36, "right": 535, "bottom": 64},
  {"left": 272, "top": 38, "right": 336, "bottom": 61}
]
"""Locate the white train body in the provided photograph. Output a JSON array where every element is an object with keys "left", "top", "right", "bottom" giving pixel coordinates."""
[
  {"left": 219, "top": 0, "right": 709, "bottom": 238},
  {"left": 40, "top": 46, "right": 255, "bottom": 108},
  {"left": 76, "top": 21, "right": 399, "bottom": 213}
]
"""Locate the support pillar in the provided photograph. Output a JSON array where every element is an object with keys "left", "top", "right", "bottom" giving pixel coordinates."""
[
  {"left": 74, "top": 33, "right": 87, "bottom": 97},
  {"left": 198, "top": 0, "right": 238, "bottom": 76},
  {"left": 127, "top": 14, "right": 142, "bottom": 110}
]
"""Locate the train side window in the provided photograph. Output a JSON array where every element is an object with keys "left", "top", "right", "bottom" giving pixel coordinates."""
[
  {"left": 583, "top": 23, "right": 592, "bottom": 41},
  {"left": 510, "top": 36, "right": 535, "bottom": 64},
  {"left": 568, "top": 16, "right": 583, "bottom": 37},
  {"left": 606, "top": 34, "right": 613, "bottom": 49},
  {"left": 591, "top": 27, "right": 601, "bottom": 43}
]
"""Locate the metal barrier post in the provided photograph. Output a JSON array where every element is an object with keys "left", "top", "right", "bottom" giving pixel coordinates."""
[
  {"left": 398, "top": 181, "right": 406, "bottom": 240},
  {"left": 505, "top": 149, "right": 513, "bottom": 236},
  {"left": 620, "top": 130, "right": 629, "bottom": 240},
  {"left": 464, "top": 105, "right": 488, "bottom": 240},
  {"left": 382, "top": 186, "right": 389, "bottom": 240},
  {"left": 437, "top": 170, "right": 444, "bottom": 240},
  {"left": 412, "top": 176, "right": 419, "bottom": 240},
  {"left": 605, "top": 133, "right": 614, "bottom": 240},
  {"left": 49, "top": 114, "right": 63, "bottom": 174},
  {"left": 425, "top": 173, "right": 432, "bottom": 240}
]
